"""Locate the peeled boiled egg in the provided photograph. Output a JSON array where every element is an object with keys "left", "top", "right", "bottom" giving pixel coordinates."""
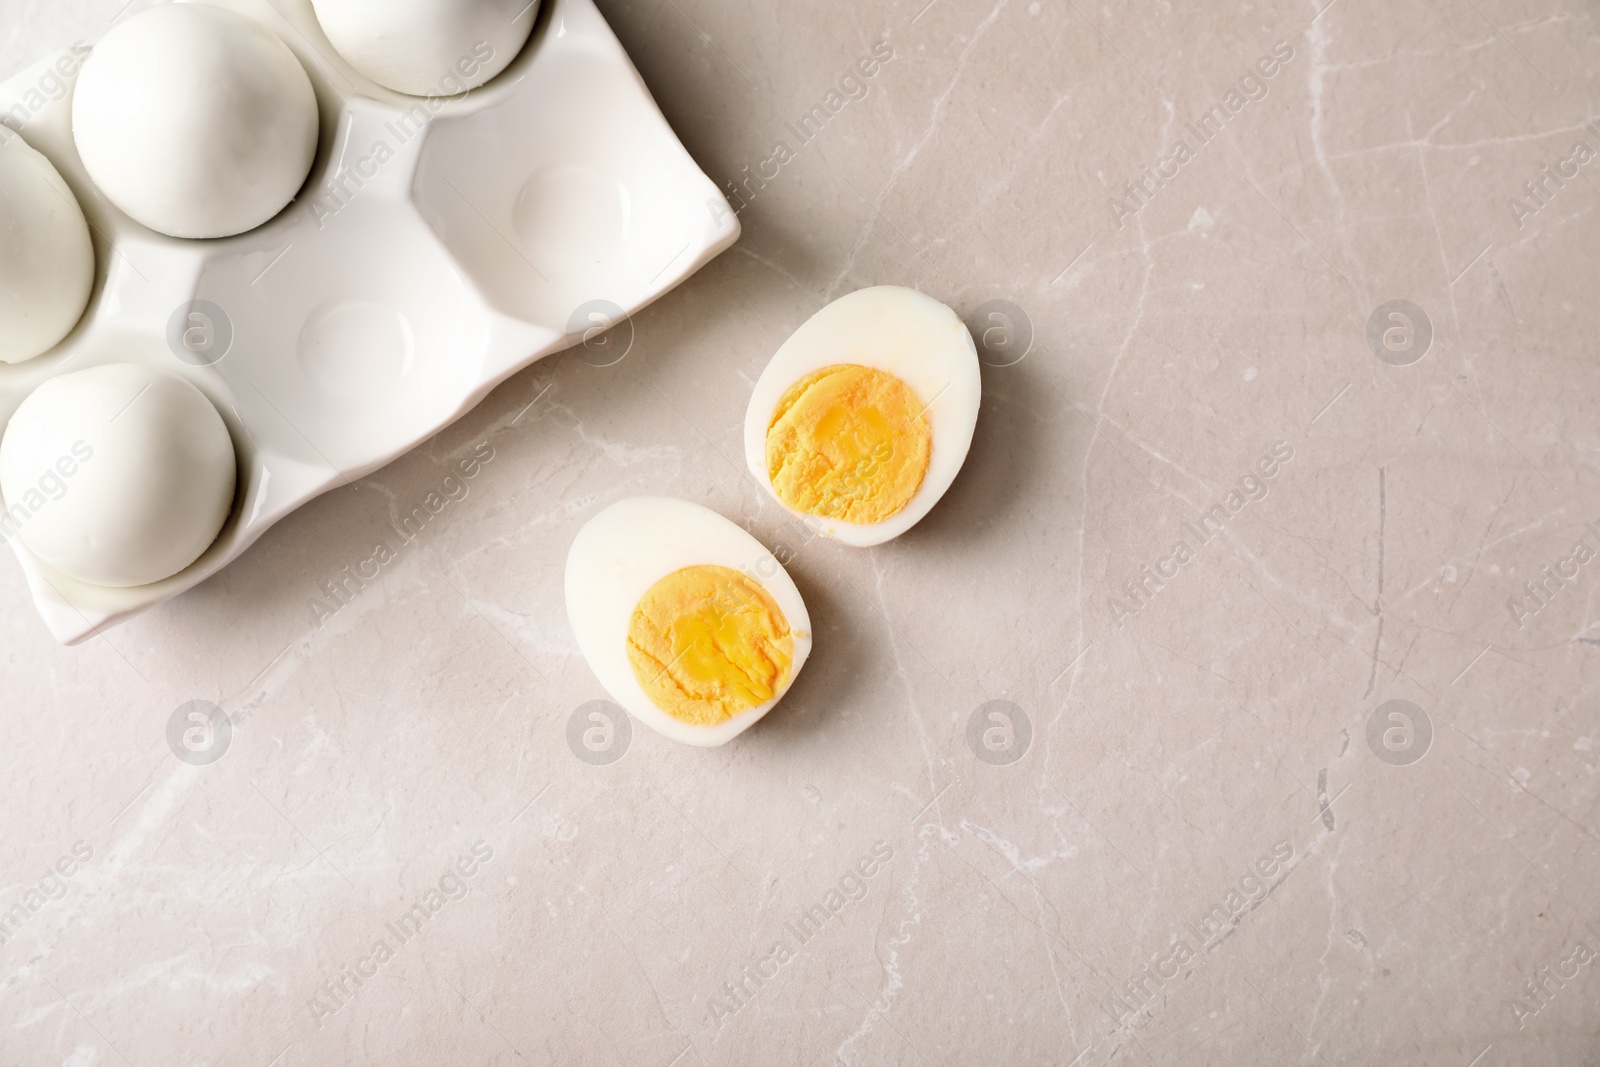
[
  {"left": 0, "top": 363, "right": 236, "bottom": 588},
  {"left": 744, "top": 286, "right": 981, "bottom": 546},
  {"left": 71, "top": 4, "right": 318, "bottom": 239},
  {"left": 565, "top": 497, "right": 812, "bottom": 747},
  {"left": 310, "top": 0, "right": 537, "bottom": 97},
  {"left": 0, "top": 132, "right": 94, "bottom": 363}
]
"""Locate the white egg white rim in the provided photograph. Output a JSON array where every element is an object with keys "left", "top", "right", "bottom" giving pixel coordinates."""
[
  {"left": 564, "top": 496, "right": 812, "bottom": 748},
  {"left": 743, "top": 285, "right": 981, "bottom": 547}
]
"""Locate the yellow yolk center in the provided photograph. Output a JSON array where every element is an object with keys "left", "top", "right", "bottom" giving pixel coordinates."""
[
  {"left": 765, "top": 364, "right": 932, "bottom": 525},
  {"left": 627, "top": 564, "right": 794, "bottom": 726}
]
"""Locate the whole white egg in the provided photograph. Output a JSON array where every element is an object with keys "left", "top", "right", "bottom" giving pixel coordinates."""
[
  {"left": 71, "top": 4, "right": 319, "bottom": 239},
  {"left": 744, "top": 286, "right": 981, "bottom": 547},
  {"left": 0, "top": 131, "right": 95, "bottom": 363},
  {"left": 0, "top": 363, "right": 237, "bottom": 588},
  {"left": 565, "top": 497, "right": 812, "bottom": 747},
  {"left": 309, "top": 0, "right": 538, "bottom": 97}
]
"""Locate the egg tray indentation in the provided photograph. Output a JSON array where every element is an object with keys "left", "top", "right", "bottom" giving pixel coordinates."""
[{"left": 0, "top": 0, "right": 739, "bottom": 644}]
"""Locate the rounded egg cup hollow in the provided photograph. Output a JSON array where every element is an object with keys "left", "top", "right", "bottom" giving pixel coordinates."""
[{"left": 0, "top": 0, "right": 740, "bottom": 644}]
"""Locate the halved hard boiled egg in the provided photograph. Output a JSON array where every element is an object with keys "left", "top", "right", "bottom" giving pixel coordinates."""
[
  {"left": 565, "top": 497, "right": 811, "bottom": 747},
  {"left": 744, "top": 286, "right": 980, "bottom": 546}
]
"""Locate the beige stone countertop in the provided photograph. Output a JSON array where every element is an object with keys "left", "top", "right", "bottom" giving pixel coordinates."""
[{"left": 2, "top": 0, "right": 1599, "bottom": 1064}]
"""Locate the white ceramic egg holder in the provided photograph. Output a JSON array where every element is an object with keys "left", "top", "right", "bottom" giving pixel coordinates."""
[{"left": 0, "top": 0, "right": 738, "bottom": 645}]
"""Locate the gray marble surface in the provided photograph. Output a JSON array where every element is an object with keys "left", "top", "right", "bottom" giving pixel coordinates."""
[{"left": 2, "top": 0, "right": 1599, "bottom": 1064}]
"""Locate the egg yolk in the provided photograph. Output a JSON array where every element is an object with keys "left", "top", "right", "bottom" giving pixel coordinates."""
[
  {"left": 627, "top": 564, "right": 794, "bottom": 726},
  {"left": 765, "top": 364, "right": 932, "bottom": 525}
]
